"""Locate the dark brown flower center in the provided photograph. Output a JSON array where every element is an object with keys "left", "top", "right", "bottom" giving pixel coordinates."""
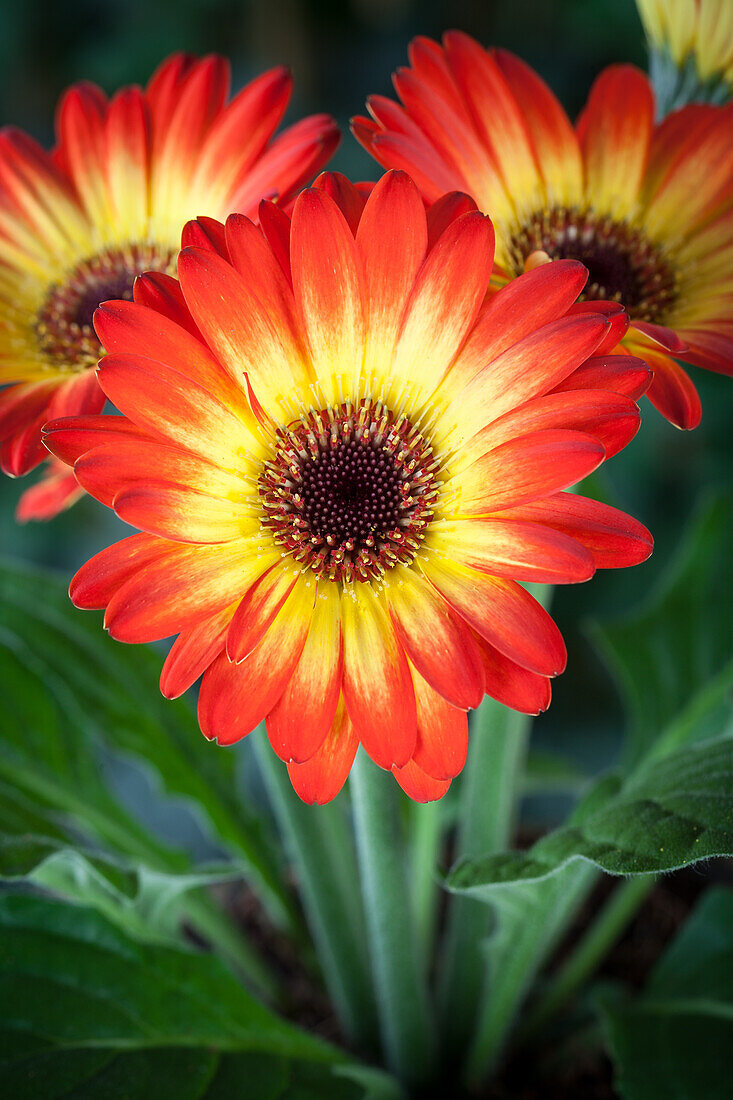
[
  {"left": 509, "top": 209, "right": 678, "bottom": 322},
  {"left": 259, "top": 400, "right": 441, "bottom": 583},
  {"left": 35, "top": 243, "right": 175, "bottom": 370}
]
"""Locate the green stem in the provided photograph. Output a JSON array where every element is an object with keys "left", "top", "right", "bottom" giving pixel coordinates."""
[
  {"left": 438, "top": 583, "right": 548, "bottom": 1056},
  {"left": 519, "top": 874, "right": 656, "bottom": 1040},
  {"left": 438, "top": 701, "right": 533, "bottom": 1052},
  {"left": 350, "top": 751, "right": 435, "bottom": 1086},
  {"left": 409, "top": 800, "right": 443, "bottom": 960},
  {"left": 253, "top": 731, "right": 378, "bottom": 1053},
  {"left": 464, "top": 862, "right": 596, "bottom": 1087}
]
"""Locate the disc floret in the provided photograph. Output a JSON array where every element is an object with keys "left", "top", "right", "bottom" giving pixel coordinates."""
[
  {"left": 509, "top": 207, "right": 678, "bottom": 322},
  {"left": 35, "top": 242, "right": 174, "bottom": 371},
  {"left": 259, "top": 399, "right": 442, "bottom": 584}
]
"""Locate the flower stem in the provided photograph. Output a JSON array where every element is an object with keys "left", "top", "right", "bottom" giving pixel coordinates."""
[
  {"left": 439, "top": 583, "right": 550, "bottom": 1057},
  {"left": 253, "top": 731, "right": 379, "bottom": 1053},
  {"left": 519, "top": 874, "right": 656, "bottom": 1040},
  {"left": 409, "top": 800, "right": 443, "bottom": 960},
  {"left": 350, "top": 750, "right": 436, "bottom": 1086},
  {"left": 437, "top": 688, "right": 536, "bottom": 1053},
  {"left": 464, "top": 862, "right": 596, "bottom": 1087}
]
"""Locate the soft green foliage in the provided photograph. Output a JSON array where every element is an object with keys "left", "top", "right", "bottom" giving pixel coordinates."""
[
  {"left": 0, "top": 894, "right": 362, "bottom": 1099},
  {"left": 0, "top": 557, "right": 292, "bottom": 926},
  {"left": 0, "top": 833, "right": 243, "bottom": 945},
  {"left": 591, "top": 494, "right": 733, "bottom": 768},
  {"left": 603, "top": 889, "right": 733, "bottom": 1100}
]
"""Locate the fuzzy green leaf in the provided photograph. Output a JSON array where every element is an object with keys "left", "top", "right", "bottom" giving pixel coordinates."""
[{"left": 447, "top": 737, "right": 733, "bottom": 895}]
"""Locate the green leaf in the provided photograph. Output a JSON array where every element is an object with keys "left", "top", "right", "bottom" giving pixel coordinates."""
[
  {"left": 591, "top": 493, "right": 733, "bottom": 768},
  {"left": 0, "top": 556, "right": 293, "bottom": 926},
  {"left": 447, "top": 737, "right": 733, "bottom": 895},
  {"left": 0, "top": 893, "right": 380, "bottom": 1100},
  {"left": 603, "top": 888, "right": 733, "bottom": 1100},
  {"left": 0, "top": 834, "right": 245, "bottom": 944}
]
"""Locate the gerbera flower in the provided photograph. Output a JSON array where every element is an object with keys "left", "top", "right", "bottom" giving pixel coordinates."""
[
  {"left": 637, "top": 0, "right": 733, "bottom": 102},
  {"left": 45, "top": 170, "right": 652, "bottom": 804},
  {"left": 352, "top": 31, "right": 733, "bottom": 429},
  {"left": 0, "top": 53, "right": 339, "bottom": 504}
]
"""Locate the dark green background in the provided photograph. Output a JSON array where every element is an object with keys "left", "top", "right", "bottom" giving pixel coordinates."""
[{"left": 0, "top": 0, "right": 730, "bottom": 784}]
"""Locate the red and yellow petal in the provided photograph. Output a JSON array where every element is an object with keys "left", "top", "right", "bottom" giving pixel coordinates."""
[
  {"left": 70, "top": 533, "right": 174, "bottom": 610},
  {"left": 392, "top": 758, "right": 451, "bottom": 802},
  {"left": 387, "top": 565, "right": 484, "bottom": 710},
  {"left": 389, "top": 208, "right": 495, "bottom": 409},
  {"left": 74, "top": 439, "right": 243, "bottom": 509},
  {"left": 355, "top": 171, "right": 427, "bottom": 382},
  {"left": 177, "top": 244, "right": 312, "bottom": 423},
  {"left": 471, "top": 630, "right": 552, "bottom": 715},
  {"left": 226, "top": 565, "right": 299, "bottom": 663},
  {"left": 492, "top": 48, "right": 583, "bottom": 210},
  {"left": 341, "top": 586, "right": 417, "bottom": 769},
  {"left": 43, "top": 414, "right": 152, "bottom": 466},
  {"left": 290, "top": 187, "right": 365, "bottom": 407},
  {"left": 576, "top": 65, "right": 654, "bottom": 221},
  {"left": 445, "top": 259, "right": 589, "bottom": 396},
  {"left": 267, "top": 583, "right": 342, "bottom": 763},
  {"left": 443, "top": 31, "right": 542, "bottom": 219},
  {"left": 422, "top": 556, "right": 566, "bottom": 677},
  {"left": 15, "top": 460, "right": 83, "bottom": 523},
  {"left": 287, "top": 698, "right": 358, "bottom": 805},
  {"left": 103, "top": 540, "right": 278, "bottom": 643},
  {"left": 643, "top": 351, "right": 703, "bottom": 430},
  {"left": 97, "top": 353, "right": 252, "bottom": 468},
  {"left": 198, "top": 577, "right": 314, "bottom": 744},
  {"left": 410, "top": 667, "right": 468, "bottom": 781},
  {"left": 497, "top": 493, "right": 653, "bottom": 569},
  {"left": 441, "top": 313, "right": 611, "bottom": 443},
  {"left": 160, "top": 604, "right": 235, "bottom": 699},
  {"left": 55, "top": 81, "right": 110, "bottom": 225},
  {"left": 432, "top": 517, "right": 595, "bottom": 584},
  {"left": 451, "top": 429, "right": 605, "bottom": 515},
  {"left": 554, "top": 354, "right": 651, "bottom": 401},
  {"left": 458, "top": 388, "right": 640, "bottom": 470}
]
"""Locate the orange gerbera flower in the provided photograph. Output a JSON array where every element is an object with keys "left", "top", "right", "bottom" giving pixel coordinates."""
[
  {"left": 0, "top": 52, "right": 338, "bottom": 504},
  {"left": 352, "top": 31, "right": 733, "bottom": 429},
  {"left": 45, "top": 171, "right": 652, "bottom": 804}
]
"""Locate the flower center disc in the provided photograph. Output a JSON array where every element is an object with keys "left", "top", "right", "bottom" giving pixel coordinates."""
[
  {"left": 259, "top": 400, "right": 441, "bottom": 583},
  {"left": 510, "top": 209, "right": 678, "bottom": 322},
  {"left": 35, "top": 243, "right": 174, "bottom": 371}
]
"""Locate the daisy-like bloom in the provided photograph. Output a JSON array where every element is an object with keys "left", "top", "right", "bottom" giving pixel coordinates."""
[
  {"left": 352, "top": 32, "right": 733, "bottom": 429},
  {"left": 45, "top": 171, "right": 652, "bottom": 804},
  {"left": 637, "top": 0, "right": 733, "bottom": 99},
  {"left": 0, "top": 53, "right": 339, "bottom": 500}
]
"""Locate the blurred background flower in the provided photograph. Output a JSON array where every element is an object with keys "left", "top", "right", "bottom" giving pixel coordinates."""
[
  {"left": 637, "top": 0, "right": 733, "bottom": 110},
  {"left": 0, "top": 0, "right": 730, "bottom": 805}
]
